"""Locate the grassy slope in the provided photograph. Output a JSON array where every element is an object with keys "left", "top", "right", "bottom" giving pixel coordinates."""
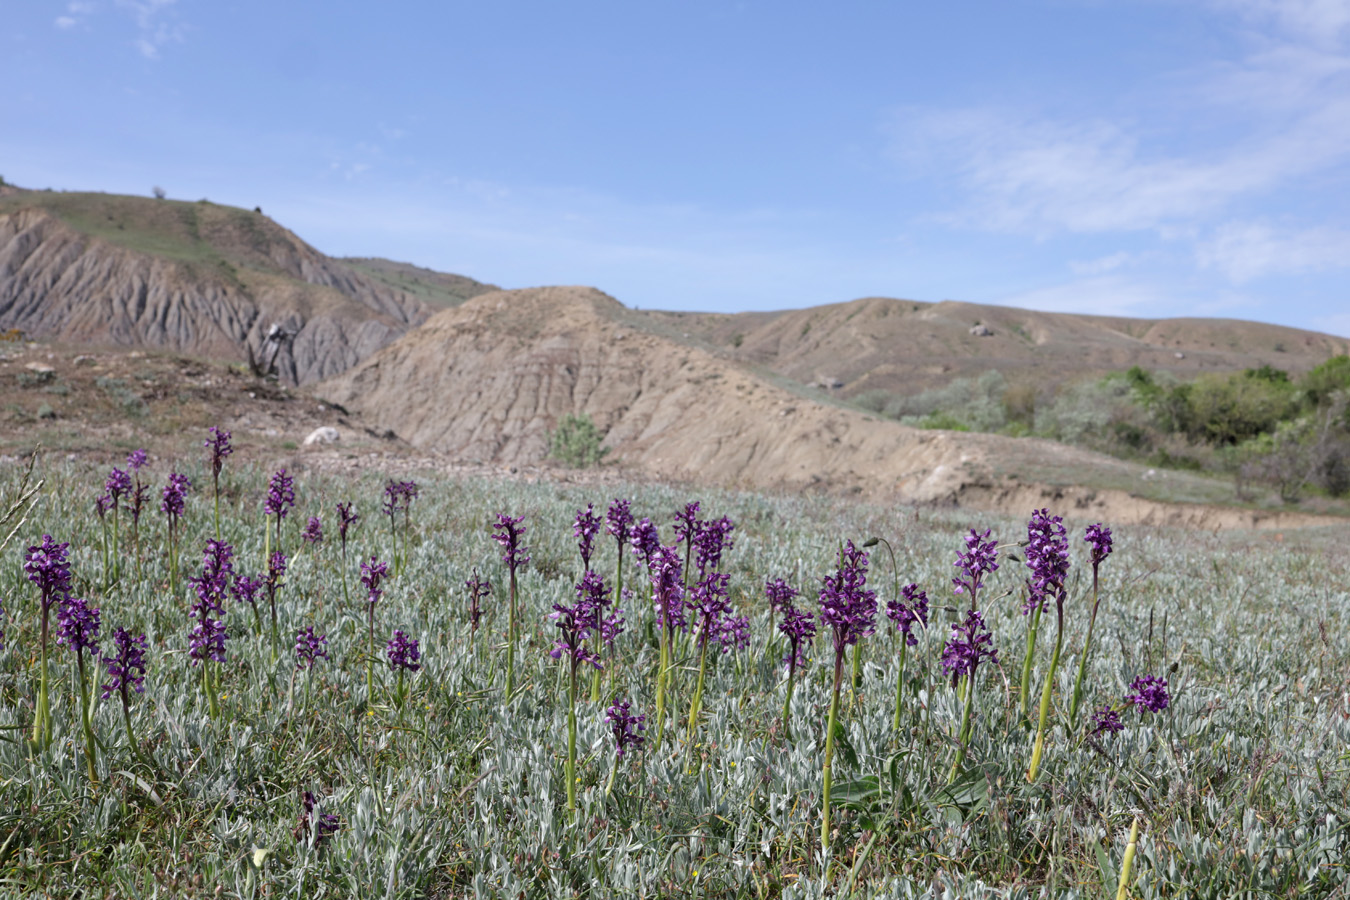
[{"left": 341, "top": 257, "right": 497, "bottom": 309}]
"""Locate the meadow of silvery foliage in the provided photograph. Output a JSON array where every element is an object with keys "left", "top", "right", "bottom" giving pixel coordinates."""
[{"left": 0, "top": 456, "right": 1347, "bottom": 898}]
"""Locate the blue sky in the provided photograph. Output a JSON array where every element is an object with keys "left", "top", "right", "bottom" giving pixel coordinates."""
[{"left": 5, "top": 1, "right": 1350, "bottom": 336}]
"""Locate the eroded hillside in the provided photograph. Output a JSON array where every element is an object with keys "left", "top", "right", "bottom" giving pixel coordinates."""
[
  {"left": 316, "top": 286, "right": 1334, "bottom": 529},
  {"left": 0, "top": 191, "right": 433, "bottom": 384}
]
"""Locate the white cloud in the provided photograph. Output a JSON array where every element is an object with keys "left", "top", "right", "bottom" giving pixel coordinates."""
[
  {"left": 1069, "top": 251, "right": 1133, "bottom": 276},
  {"left": 892, "top": 95, "right": 1350, "bottom": 235},
  {"left": 115, "top": 0, "right": 182, "bottom": 58},
  {"left": 54, "top": 1, "right": 96, "bottom": 30},
  {"left": 1212, "top": 0, "right": 1350, "bottom": 48},
  {"left": 1197, "top": 221, "right": 1350, "bottom": 281}
]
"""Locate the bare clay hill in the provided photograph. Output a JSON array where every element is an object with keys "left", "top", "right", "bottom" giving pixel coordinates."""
[
  {"left": 317, "top": 286, "right": 1335, "bottom": 529},
  {"left": 0, "top": 189, "right": 437, "bottom": 384},
  {"left": 643, "top": 298, "right": 1350, "bottom": 401}
]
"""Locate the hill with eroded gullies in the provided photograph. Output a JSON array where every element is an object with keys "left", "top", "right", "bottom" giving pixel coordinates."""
[
  {"left": 5, "top": 186, "right": 1349, "bottom": 527},
  {"left": 639, "top": 297, "right": 1350, "bottom": 402},
  {"left": 0, "top": 189, "right": 440, "bottom": 384},
  {"left": 315, "top": 286, "right": 1334, "bottom": 529}
]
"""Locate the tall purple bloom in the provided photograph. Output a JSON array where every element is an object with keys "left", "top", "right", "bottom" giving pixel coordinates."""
[
  {"left": 574, "top": 568, "right": 611, "bottom": 639},
  {"left": 650, "top": 544, "right": 687, "bottom": 633},
  {"left": 673, "top": 501, "right": 701, "bottom": 546},
  {"left": 779, "top": 602, "right": 816, "bottom": 670},
  {"left": 630, "top": 518, "right": 661, "bottom": 569},
  {"left": 693, "top": 516, "right": 735, "bottom": 577},
  {"left": 386, "top": 630, "right": 421, "bottom": 672},
  {"left": 127, "top": 448, "right": 148, "bottom": 472},
  {"left": 267, "top": 551, "right": 288, "bottom": 595},
  {"left": 605, "top": 499, "right": 634, "bottom": 545},
  {"left": 766, "top": 578, "right": 799, "bottom": 615},
  {"left": 302, "top": 516, "right": 323, "bottom": 545},
  {"left": 819, "top": 540, "right": 878, "bottom": 650},
  {"left": 550, "top": 594, "right": 602, "bottom": 671},
  {"left": 231, "top": 573, "right": 265, "bottom": 608},
  {"left": 25, "top": 535, "right": 74, "bottom": 612},
  {"left": 189, "top": 541, "right": 233, "bottom": 666},
  {"left": 465, "top": 571, "right": 491, "bottom": 633},
  {"left": 952, "top": 528, "right": 1000, "bottom": 609},
  {"left": 336, "top": 501, "right": 359, "bottom": 551},
  {"left": 940, "top": 608, "right": 998, "bottom": 688},
  {"left": 265, "top": 468, "right": 295, "bottom": 520},
  {"left": 605, "top": 697, "right": 647, "bottom": 758},
  {"left": 295, "top": 626, "right": 329, "bottom": 670},
  {"left": 161, "top": 472, "right": 191, "bottom": 520},
  {"left": 1085, "top": 523, "right": 1113, "bottom": 569},
  {"left": 490, "top": 513, "right": 530, "bottom": 569},
  {"left": 1092, "top": 705, "right": 1125, "bottom": 736},
  {"left": 127, "top": 482, "right": 149, "bottom": 527},
  {"left": 56, "top": 596, "right": 101, "bottom": 656},
  {"left": 1023, "top": 510, "right": 1069, "bottom": 614},
  {"left": 573, "top": 504, "right": 603, "bottom": 570},
  {"left": 102, "top": 628, "right": 148, "bottom": 700},
  {"left": 105, "top": 468, "right": 132, "bottom": 508},
  {"left": 1127, "top": 675, "right": 1170, "bottom": 713},
  {"left": 887, "top": 583, "right": 930, "bottom": 647},
  {"left": 205, "top": 427, "right": 232, "bottom": 480},
  {"left": 360, "top": 556, "right": 388, "bottom": 606},
  {"left": 382, "top": 479, "right": 419, "bottom": 519}
]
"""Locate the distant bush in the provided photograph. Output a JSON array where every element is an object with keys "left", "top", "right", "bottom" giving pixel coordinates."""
[
  {"left": 894, "top": 371, "right": 1009, "bottom": 432},
  {"left": 548, "top": 413, "right": 608, "bottom": 468}
]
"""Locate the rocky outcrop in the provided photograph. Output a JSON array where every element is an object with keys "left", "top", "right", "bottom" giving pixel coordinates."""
[{"left": 0, "top": 198, "right": 433, "bottom": 384}]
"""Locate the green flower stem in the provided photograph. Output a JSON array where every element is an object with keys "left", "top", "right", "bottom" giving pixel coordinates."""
[
  {"left": 167, "top": 520, "right": 179, "bottom": 599},
  {"left": 565, "top": 660, "right": 578, "bottom": 812},
  {"left": 119, "top": 691, "right": 143, "bottom": 765},
  {"left": 1116, "top": 816, "right": 1141, "bottom": 900},
  {"left": 685, "top": 637, "right": 710, "bottom": 752},
  {"left": 204, "top": 660, "right": 220, "bottom": 719},
  {"left": 820, "top": 649, "right": 845, "bottom": 853},
  {"left": 366, "top": 604, "right": 376, "bottom": 700},
  {"left": 948, "top": 671, "right": 976, "bottom": 784},
  {"left": 32, "top": 612, "right": 51, "bottom": 749},
  {"left": 1027, "top": 601, "right": 1064, "bottom": 783},
  {"left": 76, "top": 651, "right": 98, "bottom": 784},
  {"left": 340, "top": 544, "right": 350, "bottom": 609},
  {"left": 604, "top": 751, "right": 620, "bottom": 799},
  {"left": 1068, "top": 576, "right": 1101, "bottom": 730},
  {"left": 653, "top": 620, "right": 670, "bottom": 752},
  {"left": 99, "top": 519, "right": 109, "bottom": 591},
  {"left": 108, "top": 507, "right": 120, "bottom": 589},
  {"left": 850, "top": 640, "right": 862, "bottom": 693},
  {"left": 891, "top": 641, "right": 909, "bottom": 738},
  {"left": 505, "top": 565, "right": 518, "bottom": 697},
  {"left": 1019, "top": 601, "right": 1044, "bottom": 720},
  {"left": 212, "top": 477, "right": 221, "bottom": 541}
]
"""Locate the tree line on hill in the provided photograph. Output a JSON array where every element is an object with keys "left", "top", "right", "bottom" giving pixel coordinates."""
[{"left": 853, "top": 355, "right": 1350, "bottom": 503}]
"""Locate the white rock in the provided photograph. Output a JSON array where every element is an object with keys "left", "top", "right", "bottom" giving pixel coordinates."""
[{"left": 303, "top": 426, "right": 340, "bottom": 446}]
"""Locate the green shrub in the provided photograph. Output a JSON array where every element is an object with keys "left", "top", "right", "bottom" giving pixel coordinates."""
[{"left": 548, "top": 412, "right": 608, "bottom": 467}]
